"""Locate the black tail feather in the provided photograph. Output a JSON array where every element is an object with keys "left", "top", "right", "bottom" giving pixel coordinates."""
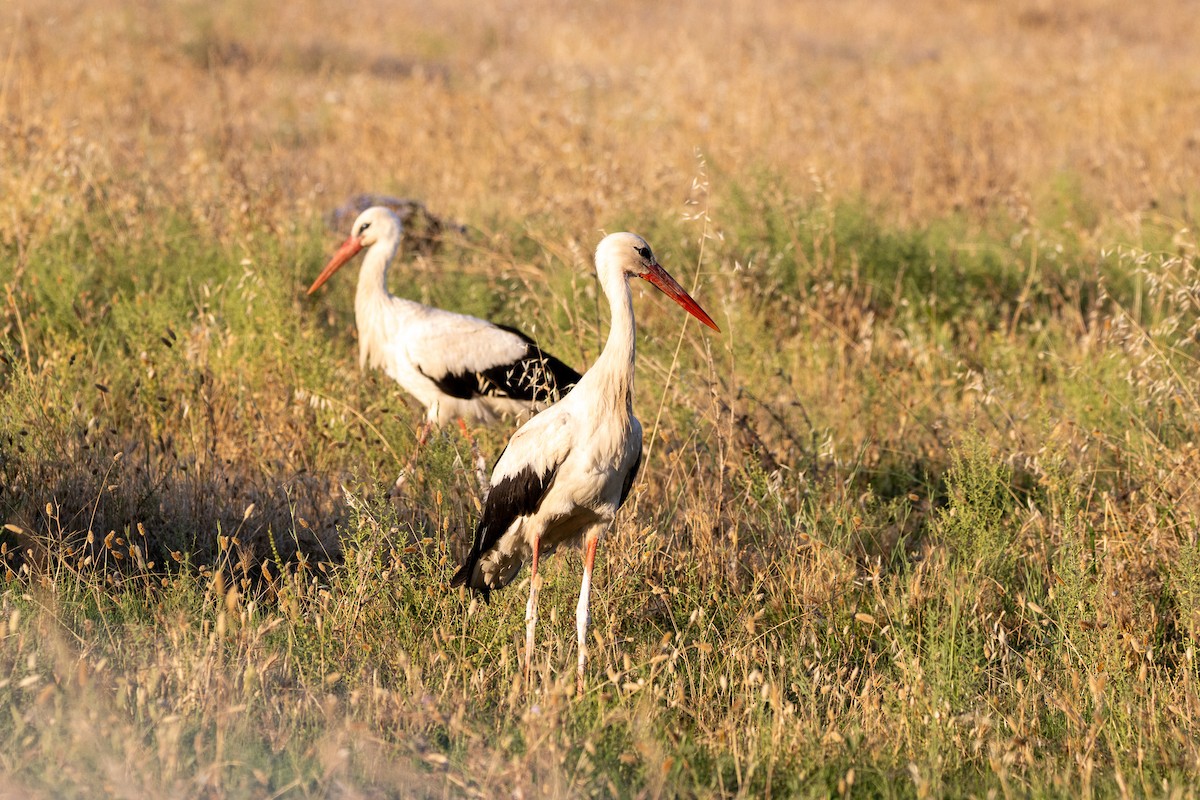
[
  {"left": 450, "top": 535, "right": 492, "bottom": 601},
  {"left": 450, "top": 459, "right": 557, "bottom": 602}
]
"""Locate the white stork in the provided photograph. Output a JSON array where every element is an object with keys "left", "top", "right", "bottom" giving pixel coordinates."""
[
  {"left": 451, "top": 232, "right": 720, "bottom": 689},
  {"left": 306, "top": 207, "right": 581, "bottom": 481}
]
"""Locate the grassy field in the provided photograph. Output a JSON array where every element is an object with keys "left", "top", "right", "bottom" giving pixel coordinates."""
[{"left": 3, "top": 0, "right": 1200, "bottom": 796}]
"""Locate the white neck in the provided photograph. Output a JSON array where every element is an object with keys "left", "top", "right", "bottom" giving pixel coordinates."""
[
  {"left": 353, "top": 230, "right": 409, "bottom": 370},
  {"left": 581, "top": 265, "right": 636, "bottom": 417},
  {"left": 355, "top": 233, "right": 400, "bottom": 311}
]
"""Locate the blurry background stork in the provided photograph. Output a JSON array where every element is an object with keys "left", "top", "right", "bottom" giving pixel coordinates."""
[{"left": 307, "top": 206, "right": 581, "bottom": 488}]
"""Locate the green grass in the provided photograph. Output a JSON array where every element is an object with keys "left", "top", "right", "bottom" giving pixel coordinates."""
[
  {"left": 718, "top": 172, "right": 1155, "bottom": 338},
  {"left": 2, "top": 189, "right": 1200, "bottom": 797}
]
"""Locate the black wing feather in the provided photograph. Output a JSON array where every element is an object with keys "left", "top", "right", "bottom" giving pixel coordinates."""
[
  {"left": 618, "top": 448, "right": 643, "bottom": 508},
  {"left": 421, "top": 367, "right": 478, "bottom": 401},
  {"left": 450, "top": 456, "right": 558, "bottom": 597},
  {"left": 424, "top": 324, "right": 581, "bottom": 403}
]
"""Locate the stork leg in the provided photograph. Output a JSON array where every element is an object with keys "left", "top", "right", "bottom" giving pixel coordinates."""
[
  {"left": 575, "top": 526, "right": 602, "bottom": 694},
  {"left": 456, "top": 418, "right": 490, "bottom": 498},
  {"left": 524, "top": 536, "right": 542, "bottom": 678}
]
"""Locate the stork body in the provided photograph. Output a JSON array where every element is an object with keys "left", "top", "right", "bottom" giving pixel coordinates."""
[
  {"left": 307, "top": 207, "right": 580, "bottom": 428},
  {"left": 451, "top": 232, "right": 719, "bottom": 689}
]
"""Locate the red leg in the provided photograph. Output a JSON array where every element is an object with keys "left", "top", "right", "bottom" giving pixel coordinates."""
[
  {"left": 524, "top": 536, "right": 542, "bottom": 678},
  {"left": 457, "top": 417, "right": 490, "bottom": 497},
  {"left": 576, "top": 527, "right": 601, "bottom": 694}
]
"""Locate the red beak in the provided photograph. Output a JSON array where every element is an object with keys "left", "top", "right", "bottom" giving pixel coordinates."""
[
  {"left": 306, "top": 235, "right": 364, "bottom": 295},
  {"left": 641, "top": 262, "right": 721, "bottom": 332}
]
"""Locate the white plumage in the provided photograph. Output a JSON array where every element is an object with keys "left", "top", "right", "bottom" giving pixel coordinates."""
[
  {"left": 307, "top": 206, "right": 580, "bottom": 427},
  {"left": 451, "top": 232, "right": 720, "bottom": 689}
]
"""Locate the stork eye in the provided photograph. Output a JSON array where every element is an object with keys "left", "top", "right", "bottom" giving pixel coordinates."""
[
  {"left": 635, "top": 245, "right": 652, "bottom": 261},
  {"left": 359, "top": 221, "right": 372, "bottom": 235}
]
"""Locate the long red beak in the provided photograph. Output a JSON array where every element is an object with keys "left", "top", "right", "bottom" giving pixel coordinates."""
[
  {"left": 306, "top": 235, "right": 364, "bottom": 295},
  {"left": 642, "top": 262, "right": 721, "bottom": 332}
]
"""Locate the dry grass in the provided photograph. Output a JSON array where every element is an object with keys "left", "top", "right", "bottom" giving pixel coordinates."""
[
  {"left": 5, "top": 0, "right": 1200, "bottom": 246},
  {"left": 3, "top": 0, "right": 1200, "bottom": 797}
]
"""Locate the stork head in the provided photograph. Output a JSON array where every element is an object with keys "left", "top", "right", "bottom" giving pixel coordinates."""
[
  {"left": 306, "top": 206, "right": 402, "bottom": 295},
  {"left": 595, "top": 232, "right": 720, "bottom": 332}
]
